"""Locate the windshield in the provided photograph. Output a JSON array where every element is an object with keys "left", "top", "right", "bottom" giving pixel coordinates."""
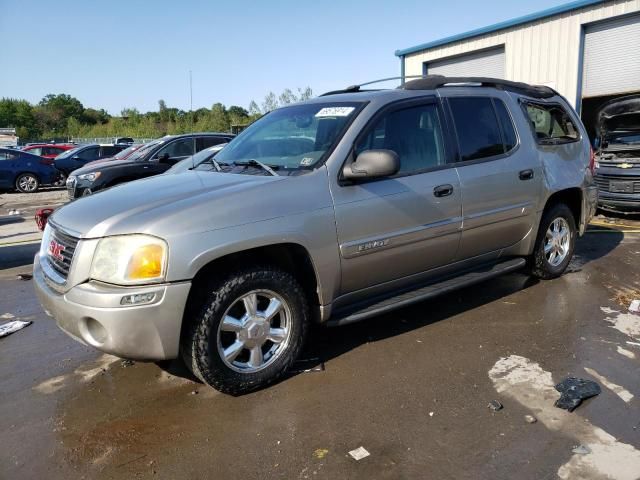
[
  {"left": 214, "top": 102, "right": 363, "bottom": 173},
  {"left": 113, "top": 145, "right": 139, "bottom": 159},
  {"left": 55, "top": 145, "right": 86, "bottom": 159},
  {"left": 127, "top": 140, "right": 163, "bottom": 161}
]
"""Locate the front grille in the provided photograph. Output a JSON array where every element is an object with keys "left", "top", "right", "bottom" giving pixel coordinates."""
[
  {"left": 593, "top": 174, "right": 640, "bottom": 194},
  {"left": 47, "top": 227, "right": 79, "bottom": 279}
]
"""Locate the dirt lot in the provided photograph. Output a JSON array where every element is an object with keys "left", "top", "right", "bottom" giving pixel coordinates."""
[{"left": 1, "top": 190, "right": 640, "bottom": 479}]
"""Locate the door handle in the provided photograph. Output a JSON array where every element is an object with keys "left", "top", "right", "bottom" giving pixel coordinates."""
[
  {"left": 519, "top": 169, "right": 534, "bottom": 180},
  {"left": 433, "top": 184, "right": 453, "bottom": 198}
]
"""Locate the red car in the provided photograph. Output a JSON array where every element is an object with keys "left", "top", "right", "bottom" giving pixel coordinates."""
[{"left": 22, "top": 144, "right": 75, "bottom": 165}]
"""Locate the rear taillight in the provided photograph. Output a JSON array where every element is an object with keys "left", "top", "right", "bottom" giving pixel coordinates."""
[{"left": 588, "top": 147, "right": 595, "bottom": 175}]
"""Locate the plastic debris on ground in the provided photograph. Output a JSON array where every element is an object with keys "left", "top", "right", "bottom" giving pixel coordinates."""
[
  {"left": 630, "top": 300, "right": 640, "bottom": 313},
  {"left": 488, "top": 400, "right": 503, "bottom": 411},
  {"left": 0, "top": 320, "right": 32, "bottom": 338},
  {"left": 348, "top": 447, "right": 370, "bottom": 461},
  {"left": 290, "top": 357, "right": 325, "bottom": 374},
  {"left": 554, "top": 377, "right": 601, "bottom": 412},
  {"left": 17, "top": 273, "right": 33, "bottom": 281},
  {"left": 524, "top": 415, "right": 537, "bottom": 424},
  {"left": 572, "top": 445, "right": 592, "bottom": 455}
]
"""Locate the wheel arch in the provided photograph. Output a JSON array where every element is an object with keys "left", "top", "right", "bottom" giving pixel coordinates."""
[{"left": 543, "top": 187, "right": 583, "bottom": 233}]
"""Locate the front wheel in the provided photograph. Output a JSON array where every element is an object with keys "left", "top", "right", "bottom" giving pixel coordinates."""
[
  {"left": 53, "top": 172, "right": 67, "bottom": 187},
  {"left": 15, "top": 173, "right": 39, "bottom": 193},
  {"left": 528, "top": 203, "right": 576, "bottom": 279},
  {"left": 181, "top": 266, "right": 309, "bottom": 395}
]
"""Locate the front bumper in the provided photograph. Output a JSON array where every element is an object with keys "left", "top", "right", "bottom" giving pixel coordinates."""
[{"left": 33, "top": 254, "right": 191, "bottom": 360}]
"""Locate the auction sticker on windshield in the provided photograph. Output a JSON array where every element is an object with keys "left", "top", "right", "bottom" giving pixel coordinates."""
[{"left": 315, "top": 107, "right": 355, "bottom": 117}]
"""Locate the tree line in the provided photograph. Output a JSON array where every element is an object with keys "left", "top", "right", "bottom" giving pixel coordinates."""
[{"left": 0, "top": 87, "right": 313, "bottom": 142}]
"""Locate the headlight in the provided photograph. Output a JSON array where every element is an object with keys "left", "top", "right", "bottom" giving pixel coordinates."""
[
  {"left": 90, "top": 235, "right": 168, "bottom": 285},
  {"left": 78, "top": 172, "right": 101, "bottom": 182}
]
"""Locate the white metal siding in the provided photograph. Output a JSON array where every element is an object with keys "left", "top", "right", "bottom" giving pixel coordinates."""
[
  {"left": 426, "top": 48, "right": 505, "bottom": 78},
  {"left": 582, "top": 14, "right": 640, "bottom": 97},
  {"left": 403, "top": 0, "right": 640, "bottom": 107}
]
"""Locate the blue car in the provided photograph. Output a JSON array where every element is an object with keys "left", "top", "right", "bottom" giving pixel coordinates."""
[{"left": 0, "top": 148, "right": 57, "bottom": 193}]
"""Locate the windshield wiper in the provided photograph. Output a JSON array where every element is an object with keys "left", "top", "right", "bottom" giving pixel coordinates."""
[
  {"left": 234, "top": 159, "right": 279, "bottom": 176},
  {"left": 192, "top": 157, "right": 222, "bottom": 171}
]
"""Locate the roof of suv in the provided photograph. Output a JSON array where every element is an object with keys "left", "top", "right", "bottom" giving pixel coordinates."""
[{"left": 316, "top": 75, "right": 559, "bottom": 103}]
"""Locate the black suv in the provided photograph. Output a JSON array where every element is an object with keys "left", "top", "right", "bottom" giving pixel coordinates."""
[
  {"left": 53, "top": 144, "right": 129, "bottom": 178},
  {"left": 66, "top": 133, "right": 234, "bottom": 198}
]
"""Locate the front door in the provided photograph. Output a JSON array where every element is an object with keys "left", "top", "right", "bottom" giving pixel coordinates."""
[{"left": 331, "top": 98, "right": 462, "bottom": 295}]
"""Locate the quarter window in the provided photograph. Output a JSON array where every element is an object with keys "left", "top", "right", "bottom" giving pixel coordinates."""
[
  {"left": 523, "top": 102, "right": 579, "bottom": 144},
  {"left": 449, "top": 97, "right": 504, "bottom": 162},
  {"left": 355, "top": 103, "right": 446, "bottom": 175}
]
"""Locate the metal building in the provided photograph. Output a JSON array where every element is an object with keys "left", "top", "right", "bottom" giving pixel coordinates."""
[{"left": 395, "top": 0, "right": 640, "bottom": 138}]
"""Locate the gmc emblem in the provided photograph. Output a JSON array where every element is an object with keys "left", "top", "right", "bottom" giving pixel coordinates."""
[{"left": 48, "top": 239, "right": 66, "bottom": 262}]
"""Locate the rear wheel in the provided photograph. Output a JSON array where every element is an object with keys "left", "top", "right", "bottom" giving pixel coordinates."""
[
  {"left": 181, "top": 266, "right": 309, "bottom": 395},
  {"left": 53, "top": 172, "right": 66, "bottom": 187},
  {"left": 529, "top": 203, "right": 576, "bottom": 279},
  {"left": 15, "top": 173, "right": 39, "bottom": 193}
]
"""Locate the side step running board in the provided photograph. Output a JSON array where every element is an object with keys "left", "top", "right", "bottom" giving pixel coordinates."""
[{"left": 327, "top": 257, "right": 527, "bottom": 327}]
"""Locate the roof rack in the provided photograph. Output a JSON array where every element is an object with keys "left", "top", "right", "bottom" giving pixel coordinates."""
[
  {"left": 400, "top": 75, "right": 557, "bottom": 98},
  {"left": 321, "top": 75, "right": 557, "bottom": 99}
]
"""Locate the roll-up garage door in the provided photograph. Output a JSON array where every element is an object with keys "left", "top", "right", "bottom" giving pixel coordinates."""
[
  {"left": 582, "top": 14, "right": 640, "bottom": 98},
  {"left": 426, "top": 47, "right": 505, "bottom": 78}
]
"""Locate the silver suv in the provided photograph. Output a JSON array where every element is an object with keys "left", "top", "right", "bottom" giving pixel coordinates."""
[{"left": 34, "top": 76, "right": 598, "bottom": 395}]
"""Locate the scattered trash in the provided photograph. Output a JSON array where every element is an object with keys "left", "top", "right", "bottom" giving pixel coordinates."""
[
  {"left": 17, "top": 273, "right": 33, "bottom": 281},
  {"left": 0, "top": 320, "right": 32, "bottom": 338},
  {"left": 121, "top": 359, "right": 134, "bottom": 368},
  {"left": 348, "top": 446, "right": 370, "bottom": 461},
  {"left": 0, "top": 313, "right": 15, "bottom": 319},
  {"left": 630, "top": 300, "right": 640, "bottom": 313},
  {"left": 429, "top": 411, "right": 434, "bottom": 417},
  {"left": 190, "top": 390, "right": 199, "bottom": 395},
  {"left": 554, "top": 377, "right": 601, "bottom": 412},
  {"left": 34, "top": 208, "right": 55, "bottom": 231},
  {"left": 313, "top": 448, "right": 329, "bottom": 459},
  {"left": 290, "top": 357, "right": 325, "bottom": 374},
  {"left": 8, "top": 209, "right": 20, "bottom": 216},
  {"left": 572, "top": 445, "right": 592, "bottom": 455},
  {"left": 524, "top": 415, "right": 537, "bottom": 424},
  {"left": 488, "top": 400, "right": 503, "bottom": 411}
]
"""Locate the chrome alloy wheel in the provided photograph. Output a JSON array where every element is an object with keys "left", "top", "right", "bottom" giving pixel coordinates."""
[
  {"left": 217, "top": 290, "right": 292, "bottom": 373},
  {"left": 18, "top": 175, "right": 38, "bottom": 192},
  {"left": 544, "top": 217, "right": 570, "bottom": 267}
]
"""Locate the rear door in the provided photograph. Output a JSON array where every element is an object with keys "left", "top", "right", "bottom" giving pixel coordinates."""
[
  {"left": 332, "top": 97, "right": 462, "bottom": 294},
  {"left": 445, "top": 94, "right": 541, "bottom": 260},
  {"left": 0, "top": 150, "right": 18, "bottom": 187}
]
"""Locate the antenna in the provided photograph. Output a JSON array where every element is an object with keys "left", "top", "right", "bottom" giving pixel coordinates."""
[{"left": 189, "top": 70, "right": 194, "bottom": 134}]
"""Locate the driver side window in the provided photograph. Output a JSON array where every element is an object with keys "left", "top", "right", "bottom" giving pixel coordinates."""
[
  {"left": 355, "top": 103, "right": 446, "bottom": 175},
  {"left": 156, "top": 139, "right": 195, "bottom": 158}
]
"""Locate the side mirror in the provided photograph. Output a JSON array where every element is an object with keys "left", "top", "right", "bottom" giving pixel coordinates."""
[{"left": 342, "top": 149, "right": 400, "bottom": 181}]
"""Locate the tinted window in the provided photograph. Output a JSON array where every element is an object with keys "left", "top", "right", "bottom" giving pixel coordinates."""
[
  {"left": 196, "top": 136, "right": 228, "bottom": 151},
  {"left": 449, "top": 97, "right": 504, "bottom": 161},
  {"left": 0, "top": 151, "right": 17, "bottom": 161},
  {"left": 493, "top": 99, "right": 517, "bottom": 152},
  {"left": 100, "top": 146, "right": 123, "bottom": 157},
  {"left": 76, "top": 147, "right": 100, "bottom": 160},
  {"left": 156, "top": 138, "right": 195, "bottom": 158},
  {"left": 28, "top": 147, "right": 43, "bottom": 156},
  {"left": 355, "top": 103, "right": 445, "bottom": 174},
  {"left": 524, "top": 103, "right": 579, "bottom": 144}
]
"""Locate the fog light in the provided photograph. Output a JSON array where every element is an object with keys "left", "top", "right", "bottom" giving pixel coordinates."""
[{"left": 120, "top": 292, "right": 156, "bottom": 306}]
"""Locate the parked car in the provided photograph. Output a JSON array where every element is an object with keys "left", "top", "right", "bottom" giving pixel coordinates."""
[
  {"left": 34, "top": 76, "right": 597, "bottom": 395},
  {"left": 83, "top": 144, "right": 145, "bottom": 168},
  {"left": 593, "top": 94, "right": 640, "bottom": 213},
  {"left": 53, "top": 144, "right": 129, "bottom": 179},
  {"left": 65, "top": 133, "right": 233, "bottom": 198},
  {"left": 0, "top": 148, "right": 57, "bottom": 192},
  {"left": 166, "top": 143, "right": 228, "bottom": 174},
  {"left": 115, "top": 137, "right": 135, "bottom": 145},
  {"left": 22, "top": 144, "right": 75, "bottom": 164}
]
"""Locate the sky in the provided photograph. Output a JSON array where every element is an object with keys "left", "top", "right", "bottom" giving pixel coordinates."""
[{"left": 1, "top": 0, "right": 568, "bottom": 115}]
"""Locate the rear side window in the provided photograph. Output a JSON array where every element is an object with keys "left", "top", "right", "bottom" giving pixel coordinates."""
[
  {"left": 493, "top": 100, "right": 517, "bottom": 152},
  {"left": 449, "top": 97, "right": 504, "bottom": 162},
  {"left": 196, "top": 136, "right": 228, "bottom": 151},
  {"left": 523, "top": 102, "right": 579, "bottom": 144},
  {"left": 76, "top": 147, "right": 100, "bottom": 160},
  {"left": 100, "top": 146, "right": 123, "bottom": 157}
]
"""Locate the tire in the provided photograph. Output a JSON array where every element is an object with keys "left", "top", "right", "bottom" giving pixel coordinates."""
[
  {"left": 15, "top": 173, "right": 39, "bottom": 193},
  {"left": 181, "top": 266, "right": 309, "bottom": 395},
  {"left": 529, "top": 203, "right": 576, "bottom": 279},
  {"left": 53, "top": 172, "right": 67, "bottom": 187}
]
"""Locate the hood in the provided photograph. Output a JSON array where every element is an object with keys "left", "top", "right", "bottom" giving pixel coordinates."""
[
  {"left": 49, "top": 168, "right": 330, "bottom": 240},
  {"left": 598, "top": 95, "right": 640, "bottom": 136}
]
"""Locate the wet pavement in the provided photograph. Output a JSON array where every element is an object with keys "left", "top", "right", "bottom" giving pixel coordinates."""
[{"left": 1, "top": 192, "right": 640, "bottom": 479}]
